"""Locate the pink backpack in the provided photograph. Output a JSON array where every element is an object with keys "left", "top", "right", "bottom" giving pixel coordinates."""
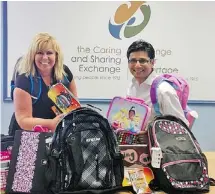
[{"left": 150, "top": 74, "right": 198, "bottom": 129}]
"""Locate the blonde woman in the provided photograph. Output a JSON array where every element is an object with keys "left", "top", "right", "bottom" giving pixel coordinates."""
[{"left": 10, "top": 32, "right": 78, "bottom": 133}]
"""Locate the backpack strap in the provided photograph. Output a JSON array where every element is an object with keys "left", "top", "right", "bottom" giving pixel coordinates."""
[
  {"left": 163, "top": 74, "right": 189, "bottom": 110},
  {"left": 29, "top": 74, "right": 69, "bottom": 105},
  {"left": 150, "top": 75, "right": 183, "bottom": 116},
  {"left": 10, "top": 81, "right": 16, "bottom": 101},
  {"left": 10, "top": 57, "right": 23, "bottom": 100},
  {"left": 210, "top": 178, "right": 215, "bottom": 186},
  {"left": 11, "top": 70, "right": 69, "bottom": 104},
  {"left": 29, "top": 75, "right": 42, "bottom": 105},
  {"left": 150, "top": 76, "right": 167, "bottom": 116},
  {"left": 10, "top": 73, "right": 42, "bottom": 103},
  {"left": 61, "top": 74, "right": 70, "bottom": 88}
]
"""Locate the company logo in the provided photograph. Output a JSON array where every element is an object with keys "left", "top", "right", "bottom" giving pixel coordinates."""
[
  {"left": 109, "top": 1, "right": 151, "bottom": 40},
  {"left": 176, "top": 137, "right": 186, "bottom": 141},
  {"left": 86, "top": 137, "right": 100, "bottom": 142}
]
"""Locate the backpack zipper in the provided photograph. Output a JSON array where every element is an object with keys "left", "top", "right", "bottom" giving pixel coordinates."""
[
  {"left": 162, "top": 159, "right": 201, "bottom": 168},
  {"left": 95, "top": 153, "right": 99, "bottom": 181},
  {"left": 151, "top": 121, "right": 160, "bottom": 147}
]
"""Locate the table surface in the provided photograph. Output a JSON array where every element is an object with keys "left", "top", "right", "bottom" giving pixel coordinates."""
[{"left": 205, "top": 152, "right": 215, "bottom": 194}]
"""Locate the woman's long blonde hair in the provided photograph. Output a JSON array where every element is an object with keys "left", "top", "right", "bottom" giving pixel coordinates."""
[{"left": 18, "top": 32, "right": 65, "bottom": 80}]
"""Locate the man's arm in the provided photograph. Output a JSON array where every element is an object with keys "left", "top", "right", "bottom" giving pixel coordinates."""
[{"left": 158, "top": 82, "right": 189, "bottom": 126}]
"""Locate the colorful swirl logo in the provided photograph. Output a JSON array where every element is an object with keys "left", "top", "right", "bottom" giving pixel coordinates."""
[{"left": 109, "top": 1, "right": 151, "bottom": 40}]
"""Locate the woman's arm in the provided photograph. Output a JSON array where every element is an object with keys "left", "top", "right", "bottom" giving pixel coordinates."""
[
  {"left": 69, "top": 79, "right": 78, "bottom": 98},
  {"left": 14, "top": 88, "right": 62, "bottom": 131}
]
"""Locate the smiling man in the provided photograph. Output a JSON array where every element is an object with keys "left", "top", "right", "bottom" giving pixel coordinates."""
[{"left": 126, "top": 40, "right": 189, "bottom": 128}]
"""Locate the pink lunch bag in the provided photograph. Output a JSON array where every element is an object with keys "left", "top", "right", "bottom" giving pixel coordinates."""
[{"left": 107, "top": 96, "right": 151, "bottom": 134}]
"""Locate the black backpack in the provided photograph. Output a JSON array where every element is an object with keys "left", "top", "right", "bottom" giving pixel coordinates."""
[
  {"left": 45, "top": 107, "right": 126, "bottom": 194},
  {"left": 147, "top": 115, "right": 214, "bottom": 194}
]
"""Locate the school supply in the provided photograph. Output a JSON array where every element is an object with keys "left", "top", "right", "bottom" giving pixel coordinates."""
[
  {"left": 45, "top": 107, "right": 125, "bottom": 193},
  {"left": 123, "top": 167, "right": 154, "bottom": 194},
  {"left": 48, "top": 83, "right": 81, "bottom": 114},
  {"left": 6, "top": 130, "right": 53, "bottom": 194},
  {"left": 117, "top": 130, "right": 138, "bottom": 145},
  {"left": 33, "top": 125, "right": 50, "bottom": 132},
  {"left": 150, "top": 74, "right": 198, "bottom": 129},
  {"left": 51, "top": 105, "right": 62, "bottom": 115},
  {"left": 107, "top": 96, "right": 151, "bottom": 134},
  {"left": 147, "top": 115, "right": 213, "bottom": 193},
  {"left": 0, "top": 135, "right": 14, "bottom": 194}
]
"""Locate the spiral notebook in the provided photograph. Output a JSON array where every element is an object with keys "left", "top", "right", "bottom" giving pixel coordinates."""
[{"left": 48, "top": 83, "right": 81, "bottom": 114}]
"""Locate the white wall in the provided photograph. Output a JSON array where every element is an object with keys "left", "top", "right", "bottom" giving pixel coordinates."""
[
  {"left": 0, "top": 4, "right": 2, "bottom": 132},
  {"left": 4, "top": 1, "right": 215, "bottom": 101}
]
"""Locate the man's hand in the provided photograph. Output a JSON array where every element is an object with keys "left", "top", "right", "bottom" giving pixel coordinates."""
[{"left": 136, "top": 130, "right": 148, "bottom": 144}]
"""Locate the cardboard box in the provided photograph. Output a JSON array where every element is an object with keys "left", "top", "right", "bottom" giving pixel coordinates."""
[{"left": 119, "top": 144, "right": 150, "bottom": 168}]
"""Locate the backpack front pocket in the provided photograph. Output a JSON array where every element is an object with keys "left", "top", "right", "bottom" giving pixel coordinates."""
[{"left": 162, "top": 158, "right": 209, "bottom": 189}]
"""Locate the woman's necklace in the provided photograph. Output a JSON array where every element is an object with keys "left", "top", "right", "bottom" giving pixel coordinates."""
[
  {"left": 48, "top": 78, "right": 53, "bottom": 89},
  {"left": 43, "top": 77, "right": 53, "bottom": 90}
]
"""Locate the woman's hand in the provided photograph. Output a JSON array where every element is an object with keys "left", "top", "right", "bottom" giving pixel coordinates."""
[{"left": 49, "top": 114, "right": 65, "bottom": 132}]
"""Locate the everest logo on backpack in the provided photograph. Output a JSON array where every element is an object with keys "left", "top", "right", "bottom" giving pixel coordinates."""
[
  {"left": 148, "top": 115, "right": 215, "bottom": 193},
  {"left": 45, "top": 107, "right": 135, "bottom": 194},
  {"left": 150, "top": 74, "right": 198, "bottom": 129}
]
